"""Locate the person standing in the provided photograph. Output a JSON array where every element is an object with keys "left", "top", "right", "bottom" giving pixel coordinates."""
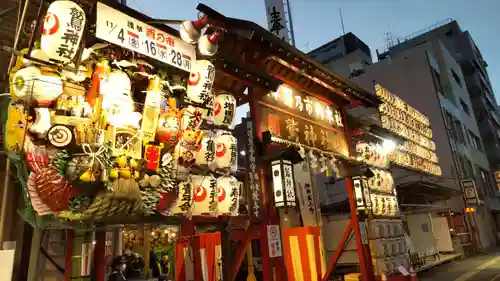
[{"left": 108, "top": 256, "right": 127, "bottom": 281}]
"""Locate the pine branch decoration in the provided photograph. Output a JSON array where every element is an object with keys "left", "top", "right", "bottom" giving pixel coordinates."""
[
  {"left": 102, "top": 141, "right": 114, "bottom": 191},
  {"left": 51, "top": 150, "right": 70, "bottom": 175},
  {"left": 68, "top": 196, "right": 93, "bottom": 212}
]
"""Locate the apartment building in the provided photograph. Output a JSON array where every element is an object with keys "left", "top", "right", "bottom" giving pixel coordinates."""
[
  {"left": 378, "top": 20, "right": 500, "bottom": 170},
  {"left": 309, "top": 29, "right": 499, "bottom": 252}
]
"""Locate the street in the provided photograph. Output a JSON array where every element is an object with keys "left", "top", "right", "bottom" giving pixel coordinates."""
[{"left": 419, "top": 250, "right": 500, "bottom": 281}]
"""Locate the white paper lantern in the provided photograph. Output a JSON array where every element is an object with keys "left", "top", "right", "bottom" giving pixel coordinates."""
[
  {"left": 213, "top": 134, "right": 237, "bottom": 171},
  {"left": 186, "top": 60, "right": 215, "bottom": 104},
  {"left": 195, "top": 132, "right": 215, "bottom": 167},
  {"left": 216, "top": 176, "right": 240, "bottom": 216},
  {"left": 213, "top": 93, "right": 236, "bottom": 127},
  {"left": 191, "top": 175, "right": 217, "bottom": 216},
  {"left": 170, "top": 181, "right": 194, "bottom": 215},
  {"left": 41, "top": 1, "right": 86, "bottom": 62},
  {"left": 356, "top": 141, "right": 374, "bottom": 164},
  {"left": 181, "top": 105, "right": 208, "bottom": 131},
  {"left": 11, "top": 66, "right": 63, "bottom": 104}
]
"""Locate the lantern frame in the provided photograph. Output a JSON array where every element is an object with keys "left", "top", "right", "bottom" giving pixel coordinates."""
[{"left": 271, "top": 159, "right": 297, "bottom": 208}]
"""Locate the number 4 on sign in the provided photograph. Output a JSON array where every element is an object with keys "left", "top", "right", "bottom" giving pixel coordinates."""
[{"left": 117, "top": 28, "right": 124, "bottom": 43}]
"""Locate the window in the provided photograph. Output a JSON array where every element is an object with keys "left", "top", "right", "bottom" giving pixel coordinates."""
[
  {"left": 453, "top": 120, "right": 466, "bottom": 144},
  {"left": 431, "top": 69, "right": 444, "bottom": 94},
  {"left": 451, "top": 69, "right": 462, "bottom": 87},
  {"left": 468, "top": 130, "right": 483, "bottom": 151},
  {"left": 479, "top": 169, "right": 495, "bottom": 196},
  {"left": 460, "top": 99, "right": 470, "bottom": 115},
  {"left": 445, "top": 29, "right": 454, "bottom": 37}
]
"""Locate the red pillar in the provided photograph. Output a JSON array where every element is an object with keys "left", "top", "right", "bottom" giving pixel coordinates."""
[
  {"left": 64, "top": 231, "right": 73, "bottom": 281},
  {"left": 94, "top": 230, "right": 106, "bottom": 281}
]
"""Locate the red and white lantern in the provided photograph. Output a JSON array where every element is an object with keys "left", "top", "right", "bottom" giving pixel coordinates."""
[
  {"left": 181, "top": 105, "right": 208, "bottom": 131},
  {"left": 186, "top": 60, "right": 215, "bottom": 104},
  {"left": 41, "top": 1, "right": 86, "bottom": 62},
  {"left": 213, "top": 134, "right": 237, "bottom": 172},
  {"left": 216, "top": 176, "right": 240, "bottom": 216},
  {"left": 191, "top": 175, "right": 217, "bottom": 216},
  {"left": 195, "top": 132, "right": 216, "bottom": 167},
  {"left": 213, "top": 93, "right": 237, "bottom": 127}
]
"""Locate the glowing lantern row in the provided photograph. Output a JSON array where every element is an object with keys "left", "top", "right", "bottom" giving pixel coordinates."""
[
  {"left": 41, "top": 0, "right": 86, "bottom": 62},
  {"left": 170, "top": 175, "right": 241, "bottom": 216},
  {"left": 371, "top": 194, "right": 398, "bottom": 217},
  {"left": 365, "top": 168, "right": 395, "bottom": 194},
  {"left": 356, "top": 141, "right": 389, "bottom": 169}
]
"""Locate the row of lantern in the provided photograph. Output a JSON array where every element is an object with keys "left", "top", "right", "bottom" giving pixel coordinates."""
[
  {"left": 379, "top": 103, "right": 432, "bottom": 138},
  {"left": 400, "top": 140, "right": 439, "bottom": 163},
  {"left": 375, "top": 84, "right": 429, "bottom": 127},
  {"left": 370, "top": 219, "right": 405, "bottom": 239},
  {"left": 371, "top": 194, "right": 399, "bottom": 217},
  {"left": 389, "top": 150, "right": 442, "bottom": 176},
  {"left": 380, "top": 115, "right": 435, "bottom": 151},
  {"left": 356, "top": 141, "right": 390, "bottom": 169},
  {"left": 371, "top": 237, "right": 407, "bottom": 259},
  {"left": 167, "top": 175, "right": 241, "bottom": 216},
  {"left": 364, "top": 168, "right": 395, "bottom": 194}
]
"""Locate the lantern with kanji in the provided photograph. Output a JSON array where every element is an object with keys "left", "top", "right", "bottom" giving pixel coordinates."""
[
  {"left": 216, "top": 176, "right": 240, "bottom": 216},
  {"left": 271, "top": 159, "right": 297, "bottom": 208},
  {"left": 41, "top": 0, "right": 86, "bottom": 62},
  {"left": 213, "top": 92, "right": 236, "bottom": 127},
  {"left": 195, "top": 131, "right": 216, "bottom": 167},
  {"left": 213, "top": 133, "right": 237, "bottom": 172},
  {"left": 186, "top": 60, "right": 215, "bottom": 104},
  {"left": 169, "top": 181, "right": 194, "bottom": 216},
  {"left": 191, "top": 174, "right": 217, "bottom": 216},
  {"left": 180, "top": 105, "right": 208, "bottom": 131}
]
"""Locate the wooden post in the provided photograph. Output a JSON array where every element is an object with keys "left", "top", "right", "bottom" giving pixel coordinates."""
[{"left": 94, "top": 230, "right": 107, "bottom": 281}]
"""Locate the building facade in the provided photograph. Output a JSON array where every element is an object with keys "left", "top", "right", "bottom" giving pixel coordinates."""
[
  {"left": 309, "top": 29, "right": 500, "bottom": 251},
  {"left": 378, "top": 20, "right": 500, "bottom": 170}
]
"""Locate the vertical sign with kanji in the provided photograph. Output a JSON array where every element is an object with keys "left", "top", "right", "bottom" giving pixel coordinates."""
[
  {"left": 267, "top": 225, "right": 283, "bottom": 258},
  {"left": 264, "top": 0, "right": 290, "bottom": 42}
]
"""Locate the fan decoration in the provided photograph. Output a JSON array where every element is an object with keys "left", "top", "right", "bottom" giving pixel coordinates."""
[{"left": 5, "top": 0, "right": 242, "bottom": 224}]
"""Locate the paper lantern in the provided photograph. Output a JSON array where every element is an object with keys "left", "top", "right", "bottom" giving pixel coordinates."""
[
  {"left": 356, "top": 141, "right": 375, "bottom": 164},
  {"left": 170, "top": 181, "right": 194, "bottom": 216},
  {"left": 191, "top": 174, "right": 217, "bottom": 216},
  {"left": 179, "top": 16, "right": 208, "bottom": 44},
  {"left": 186, "top": 60, "right": 215, "bottom": 104},
  {"left": 195, "top": 132, "right": 215, "bottom": 167},
  {"left": 272, "top": 159, "right": 297, "bottom": 208},
  {"left": 213, "top": 93, "right": 236, "bottom": 127},
  {"left": 30, "top": 108, "right": 52, "bottom": 138},
  {"left": 216, "top": 176, "right": 240, "bottom": 216},
  {"left": 198, "top": 32, "right": 220, "bottom": 57},
  {"left": 11, "top": 66, "right": 63, "bottom": 104},
  {"left": 180, "top": 105, "right": 208, "bottom": 131},
  {"left": 213, "top": 134, "right": 237, "bottom": 171},
  {"left": 41, "top": 1, "right": 86, "bottom": 62}
]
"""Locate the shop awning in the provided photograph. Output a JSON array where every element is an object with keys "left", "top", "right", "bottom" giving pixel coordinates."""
[
  {"left": 196, "top": 4, "right": 381, "bottom": 108},
  {"left": 397, "top": 180, "right": 462, "bottom": 205}
]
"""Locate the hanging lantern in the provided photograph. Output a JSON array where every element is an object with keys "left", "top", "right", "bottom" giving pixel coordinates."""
[
  {"left": 11, "top": 66, "right": 63, "bottom": 104},
  {"left": 180, "top": 105, "right": 208, "bottom": 131},
  {"left": 186, "top": 60, "right": 215, "bottom": 104},
  {"left": 41, "top": 1, "right": 86, "bottom": 62},
  {"left": 179, "top": 16, "right": 208, "bottom": 44},
  {"left": 195, "top": 132, "right": 215, "bottom": 167},
  {"left": 213, "top": 92, "right": 236, "bottom": 127},
  {"left": 213, "top": 133, "right": 237, "bottom": 172},
  {"left": 169, "top": 181, "right": 194, "bottom": 216},
  {"left": 271, "top": 159, "right": 297, "bottom": 208},
  {"left": 198, "top": 32, "right": 220, "bottom": 57},
  {"left": 191, "top": 174, "right": 217, "bottom": 216},
  {"left": 216, "top": 176, "right": 240, "bottom": 216}
]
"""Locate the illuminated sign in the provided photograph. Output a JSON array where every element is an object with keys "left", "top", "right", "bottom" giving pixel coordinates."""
[
  {"left": 259, "top": 85, "right": 348, "bottom": 156},
  {"left": 375, "top": 84, "right": 441, "bottom": 176}
]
